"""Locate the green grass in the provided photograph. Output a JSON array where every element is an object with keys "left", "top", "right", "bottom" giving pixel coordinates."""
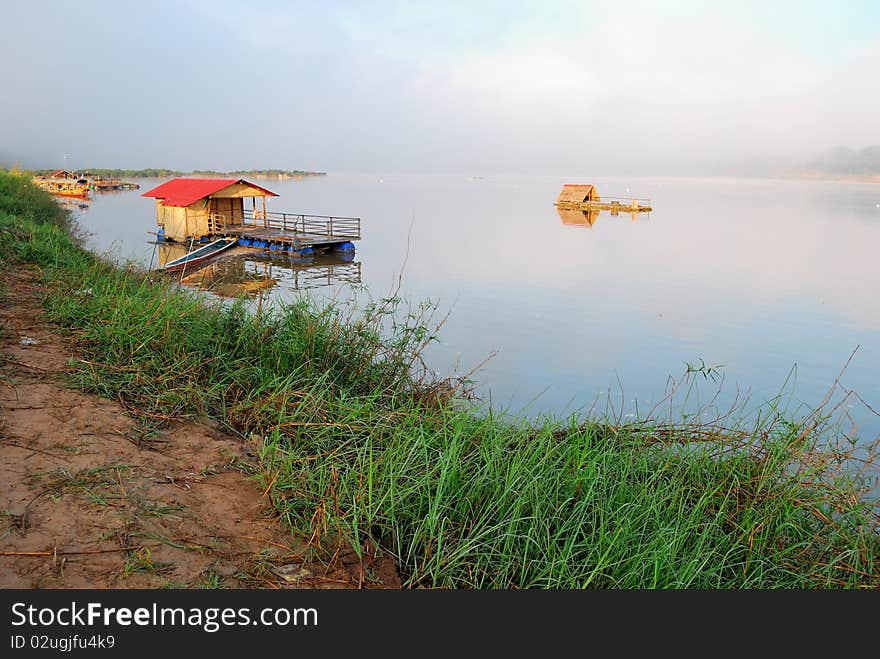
[{"left": 0, "top": 170, "right": 877, "bottom": 588}]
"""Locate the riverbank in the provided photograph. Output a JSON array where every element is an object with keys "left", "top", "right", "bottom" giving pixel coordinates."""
[{"left": 1, "top": 171, "right": 877, "bottom": 588}]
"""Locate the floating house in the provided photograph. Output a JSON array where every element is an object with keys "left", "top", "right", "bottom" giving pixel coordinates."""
[
  {"left": 143, "top": 177, "right": 361, "bottom": 253},
  {"left": 33, "top": 170, "right": 138, "bottom": 195},
  {"left": 142, "top": 178, "right": 278, "bottom": 242},
  {"left": 32, "top": 171, "right": 90, "bottom": 198},
  {"left": 555, "top": 184, "right": 651, "bottom": 213}
]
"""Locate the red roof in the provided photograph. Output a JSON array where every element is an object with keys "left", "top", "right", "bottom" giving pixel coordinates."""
[{"left": 141, "top": 178, "right": 278, "bottom": 207}]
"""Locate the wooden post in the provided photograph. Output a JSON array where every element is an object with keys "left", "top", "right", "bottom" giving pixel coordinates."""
[
  {"left": 262, "top": 197, "right": 267, "bottom": 228},
  {"left": 329, "top": 217, "right": 334, "bottom": 237},
  {"left": 283, "top": 213, "right": 287, "bottom": 231}
]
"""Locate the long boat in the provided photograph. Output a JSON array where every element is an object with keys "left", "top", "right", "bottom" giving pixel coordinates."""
[{"left": 160, "top": 237, "right": 238, "bottom": 272}]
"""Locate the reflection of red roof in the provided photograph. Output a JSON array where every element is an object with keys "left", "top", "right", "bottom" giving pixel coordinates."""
[{"left": 141, "top": 178, "right": 278, "bottom": 207}]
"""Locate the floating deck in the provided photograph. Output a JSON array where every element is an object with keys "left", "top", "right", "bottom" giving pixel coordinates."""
[
  {"left": 89, "top": 179, "right": 140, "bottom": 191},
  {"left": 557, "top": 200, "right": 652, "bottom": 213},
  {"left": 210, "top": 209, "right": 361, "bottom": 251}
]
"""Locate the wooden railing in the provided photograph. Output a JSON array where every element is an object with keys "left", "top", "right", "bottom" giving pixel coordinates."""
[
  {"left": 242, "top": 209, "right": 360, "bottom": 239},
  {"left": 594, "top": 195, "right": 652, "bottom": 205},
  {"left": 558, "top": 195, "right": 652, "bottom": 206}
]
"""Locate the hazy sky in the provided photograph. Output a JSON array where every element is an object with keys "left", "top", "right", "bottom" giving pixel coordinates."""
[{"left": 3, "top": 1, "right": 880, "bottom": 175}]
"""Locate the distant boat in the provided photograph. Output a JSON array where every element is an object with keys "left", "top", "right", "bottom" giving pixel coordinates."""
[
  {"left": 49, "top": 185, "right": 89, "bottom": 198},
  {"left": 159, "top": 237, "right": 237, "bottom": 272},
  {"left": 32, "top": 177, "right": 90, "bottom": 198}
]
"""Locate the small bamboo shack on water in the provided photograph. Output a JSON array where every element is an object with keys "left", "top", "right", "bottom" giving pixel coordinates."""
[
  {"left": 555, "top": 184, "right": 652, "bottom": 213},
  {"left": 143, "top": 178, "right": 278, "bottom": 242},
  {"left": 556, "top": 184, "right": 600, "bottom": 206}
]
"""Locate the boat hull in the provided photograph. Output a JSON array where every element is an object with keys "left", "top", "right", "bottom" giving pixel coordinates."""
[
  {"left": 51, "top": 189, "right": 90, "bottom": 198},
  {"left": 160, "top": 238, "right": 237, "bottom": 272}
]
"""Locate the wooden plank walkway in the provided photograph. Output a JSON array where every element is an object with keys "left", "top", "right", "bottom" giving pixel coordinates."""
[
  {"left": 556, "top": 196, "right": 652, "bottom": 213},
  {"left": 213, "top": 208, "right": 361, "bottom": 249},
  {"left": 221, "top": 226, "right": 354, "bottom": 248}
]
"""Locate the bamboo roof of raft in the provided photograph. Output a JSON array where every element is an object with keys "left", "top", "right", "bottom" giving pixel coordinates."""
[{"left": 556, "top": 184, "right": 600, "bottom": 206}]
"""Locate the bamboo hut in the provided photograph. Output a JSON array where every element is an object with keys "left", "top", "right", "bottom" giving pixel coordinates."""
[
  {"left": 142, "top": 178, "right": 278, "bottom": 242},
  {"left": 556, "top": 184, "right": 600, "bottom": 208}
]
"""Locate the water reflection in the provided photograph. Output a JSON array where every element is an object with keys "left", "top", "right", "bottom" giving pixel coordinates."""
[
  {"left": 556, "top": 206, "right": 648, "bottom": 227},
  {"left": 556, "top": 207, "right": 600, "bottom": 227},
  {"left": 157, "top": 244, "right": 362, "bottom": 297},
  {"left": 55, "top": 196, "right": 91, "bottom": 213}
]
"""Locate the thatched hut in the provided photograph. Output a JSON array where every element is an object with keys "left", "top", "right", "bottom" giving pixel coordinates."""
[
  {"left": 142, "top": 178, "right": 278, "bottom": 242},
  {"left": 556, "top": 184, "right": 600, "bottom": 207}
]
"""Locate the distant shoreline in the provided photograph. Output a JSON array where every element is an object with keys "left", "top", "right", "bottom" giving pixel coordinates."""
[
  {"left": 781, "top": 171, "right": 880, "bottom": 184},
  {"left": 30, "top": 168, "right": 327, "bottom": 180}
]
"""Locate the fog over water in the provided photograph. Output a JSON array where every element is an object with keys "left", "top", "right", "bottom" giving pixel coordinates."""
[{"left": 3, "top": 1, "right": 880, "bottom": 175}]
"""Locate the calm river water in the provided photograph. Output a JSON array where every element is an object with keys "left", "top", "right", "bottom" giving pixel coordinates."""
[{"left": 67, "top": 175, "right": 880, "bottom": 436}]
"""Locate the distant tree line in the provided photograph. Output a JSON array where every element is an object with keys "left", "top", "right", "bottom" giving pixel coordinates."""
[
  {"left": 29, "top": 168, "right": 327, "bottom": 178},
  {"left": 191, "top": 169, "right": 327, "bottom": 178},
  {"left": 31, "top": 168, "right": 183, "bottom": 178}
]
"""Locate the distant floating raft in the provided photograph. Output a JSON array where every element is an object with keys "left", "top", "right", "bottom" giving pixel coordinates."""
[{"left": 555, "top": 184, "right": 652, "bottom": 213}]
